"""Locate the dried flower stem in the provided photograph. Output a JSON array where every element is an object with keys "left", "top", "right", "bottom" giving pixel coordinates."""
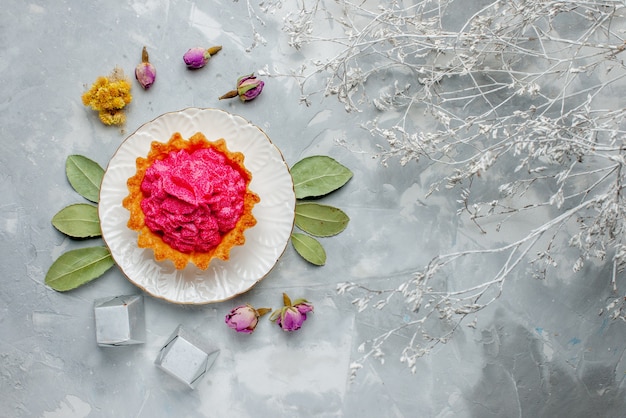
[{"left": 254, "top": 0, "right": 626, "bottom": 374}]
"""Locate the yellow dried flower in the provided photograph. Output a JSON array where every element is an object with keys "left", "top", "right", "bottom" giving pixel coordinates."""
[
  {"left": 82, "top": 68, "right": 132, "bottom": 126},
  {"left": 99, "top": 110, "right": 126, "bottom": 125}
]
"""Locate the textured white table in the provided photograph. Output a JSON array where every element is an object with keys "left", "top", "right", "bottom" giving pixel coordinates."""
[{"left": 2, "top": 1, "right": 626, "bottom": 417}]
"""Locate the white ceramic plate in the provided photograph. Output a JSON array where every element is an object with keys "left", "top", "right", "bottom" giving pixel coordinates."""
[{"left": 99, "top": 108, "right": 295, "bottom": 304}]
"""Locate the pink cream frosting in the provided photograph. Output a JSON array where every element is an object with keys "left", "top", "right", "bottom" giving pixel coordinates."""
[{"left": 139, "top": 147, "right": 247, "bottom": 253}]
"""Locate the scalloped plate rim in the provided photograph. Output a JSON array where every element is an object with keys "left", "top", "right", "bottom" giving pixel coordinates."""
[{"left": 98, "top": 107, "right": 295, "bottom": 304}]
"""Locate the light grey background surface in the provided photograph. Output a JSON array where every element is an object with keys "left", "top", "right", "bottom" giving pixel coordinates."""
[{"left": 2, "top": 1, "right": 626, "bottom": 417}]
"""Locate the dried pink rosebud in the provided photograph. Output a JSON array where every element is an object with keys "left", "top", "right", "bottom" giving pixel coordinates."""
[
  {"left": 225, "top": 304, "right": 271, "bottom": 334},
  {"left": 294, "top": 299, "right": 314, "bottom": 315},
  {"left": 270, "top": 293, "right": 314, "bottom": 332},
  {"left": 218, "top": 74, "right": 265, "bottom": 102},
  {"left": 183, "top": 46, "right": 222, "bottom": 69},
  {"left": 135, "top": 46, "right": 156, "bottom": 89}
]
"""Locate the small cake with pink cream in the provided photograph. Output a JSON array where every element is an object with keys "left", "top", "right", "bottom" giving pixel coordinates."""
[{"left": 123, "top": 132, "right": 260, "bottom": 270}]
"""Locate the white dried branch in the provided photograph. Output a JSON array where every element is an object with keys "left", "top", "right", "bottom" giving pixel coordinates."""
[{"left": 255, "top": 0, "right": 626, "bottom": 374}]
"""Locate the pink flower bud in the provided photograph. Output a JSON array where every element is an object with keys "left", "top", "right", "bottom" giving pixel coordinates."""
[
  {"left": 225, "top": 304, "right": 271, "bottom": 334},
  {"left": 270, "top": 293, "right": 314, "bottom": 332},
  {"left": 218, "top": 74, "right": 265, "bottom": 102},
  {"left": 135, "top": 46, "right": 156, "bottom": 89},
  {"left": 294, "top": 299, "right": 314, "bottom": 315},
  {"left": 236, "top": 74, "right": 265, "bottom": 101},
  {"left": 183, "top": 46, "right": 222, "bottom": 69}
]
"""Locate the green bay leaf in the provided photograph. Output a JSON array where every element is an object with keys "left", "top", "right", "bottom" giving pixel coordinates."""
[
  {"left": 52, "top": 203, "right": 101, "bottom": 238},
  {"left": 295, "top": 202, "right": 349, "bottom": 237},
  {"left": 291, "top": 156, "right": 353, "bottom": 199},
  {"left": 45, "top": 246, "right": 114, "bottom": 291},
  {"left": 291, "top": 232, "right": 326, "bottom": 266},
  {"left": 66, "top": 155, "right": 104, "bottom": 203}
]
